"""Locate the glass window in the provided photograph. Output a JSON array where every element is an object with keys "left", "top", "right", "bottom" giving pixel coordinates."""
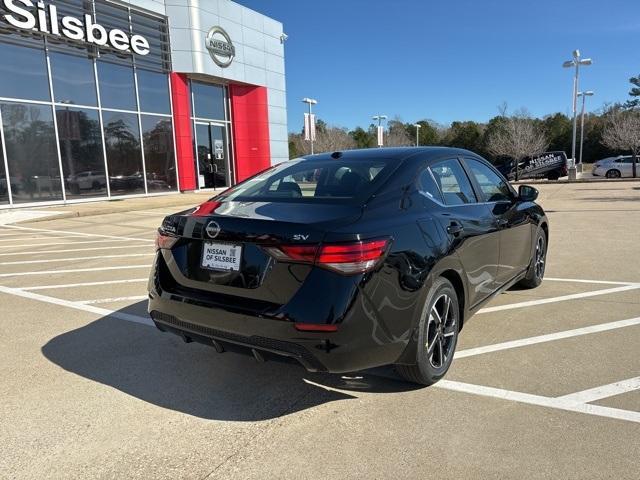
[
  {"left": 49, "top": 52, "right": 98, "bottom": 106},
  {"left": 466, "top": 158, "right": 513, "bottom": 202},
  {"left": 141, "top": 115, "right": 176, "bottom": 191},
  {"left": 102, "top": 111, "right": 144, "bottom": 195},
  {"left": 430, "top": 159, "right": 477, "bottom": 206},
  {"left": 218, "top": 158, "right": 392, "bottom": 203},
  {"left": 97, "top": 60, "right": 137, "bottom": 111},
  {"left": 191, "top": 82, "right": 226, "bottom": 120},
  {"left": 56, "top": 107, "right": 107, "bottom": 199},
  {"left": 0, "top": 42, "right": 50, "bottom": 101},
  {"left": 137, "top": 70, "right": 170, "bottom": 114},
  {"left": 416, "top": 167, "right": 444, "bottom": 203},
  {"left": 0, "top": 102, "right": 62, "bottom": 203}
]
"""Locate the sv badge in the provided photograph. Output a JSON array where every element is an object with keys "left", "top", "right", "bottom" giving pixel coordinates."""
[{"left": 293, "top": 234, "right": 309, "bottom": 241}]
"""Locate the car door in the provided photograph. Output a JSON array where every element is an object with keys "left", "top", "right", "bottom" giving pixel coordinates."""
[
  {"left": 464, "top": 157, "right": 533, "bottom": 285},
  {"left": 429, "top": 158, "right": 500, "bottom": 308},
  {"left": 622, "top": 157, "right": 634, "bottom": 177}
]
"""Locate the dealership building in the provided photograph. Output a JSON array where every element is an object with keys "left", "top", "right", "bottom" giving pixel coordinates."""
[{"left": 0, "top": 0, "right": 288, "bottom": 206}]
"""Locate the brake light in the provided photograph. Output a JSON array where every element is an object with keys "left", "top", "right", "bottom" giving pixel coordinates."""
[
  {"left": 266, "top": 238, "right": 389, "bottom": 275},
  {"left": 155, "top": 229, "right": 179, "bottom": 250}
]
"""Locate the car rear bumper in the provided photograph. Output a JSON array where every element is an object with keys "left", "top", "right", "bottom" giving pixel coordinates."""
[{"left": 148, "top": 262, "right": 408, "bottom": 374}]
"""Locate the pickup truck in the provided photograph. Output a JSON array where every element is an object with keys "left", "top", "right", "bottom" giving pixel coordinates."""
[{"left": 497, "top": 151, "right": 568, "bottom": 181}]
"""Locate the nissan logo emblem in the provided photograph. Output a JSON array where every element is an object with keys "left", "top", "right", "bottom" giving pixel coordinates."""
[
  {"left": 205, "top": 221, "right": 221, "bottom": 239},
  {"left": 205, "top": 26, "right": 235, "bottom": 68}
]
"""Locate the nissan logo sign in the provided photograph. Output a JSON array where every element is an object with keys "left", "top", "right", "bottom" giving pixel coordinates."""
[
  {"left": 205, "top": 26, "right": 235, "bottom": 68},
  {"left": 205, "top": 221, "right": 221, "bottom": 239}
]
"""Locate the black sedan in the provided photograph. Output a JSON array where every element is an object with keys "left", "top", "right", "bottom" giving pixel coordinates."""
[{"left": 149, "top": 147, "right": 548, "bottom": 385}]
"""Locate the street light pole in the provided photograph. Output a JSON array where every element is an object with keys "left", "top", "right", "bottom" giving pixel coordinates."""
[
  {"left": 577, "top": 90, "right": 594, "bottom": 167},
  {"left": 372, "top": 115, "right": 387, "bottom": 147},
  {"left": 302, "top": 97, "right": 317, "bottom": 154},
  {"left": 413, "top": 123, "right": 421, "bottom": 147},
  {"left": 563, "top": 50, "right": 592, "bottom": 178}
]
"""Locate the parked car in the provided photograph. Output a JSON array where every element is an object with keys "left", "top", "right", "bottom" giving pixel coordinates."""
[
  {"left": 149, "top": 147, "right": 549, "bottom": 385},
  {"left": 497, "top": 151, "right": 568, "bottom": 181},
  {"left": 592, "top": 155, "right": 638, "bottom": 178},
  {"left": 66, "top": 171, "right": 107, "bottom": 193}
]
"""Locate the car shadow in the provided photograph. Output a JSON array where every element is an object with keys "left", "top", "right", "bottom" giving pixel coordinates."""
[{"left": 41, "top": 302, "right": 420, "bottom": 421}]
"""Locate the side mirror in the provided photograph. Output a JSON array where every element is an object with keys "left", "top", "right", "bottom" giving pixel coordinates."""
[{"left": 518, "top": 185, "right": 538, "bottom": 202}]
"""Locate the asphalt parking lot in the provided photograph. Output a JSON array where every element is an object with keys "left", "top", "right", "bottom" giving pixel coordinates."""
[{"left": 1, "top": 181, "right": 639, "bottom": 479}]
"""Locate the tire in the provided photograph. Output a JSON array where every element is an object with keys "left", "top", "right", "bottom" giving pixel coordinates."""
[
  {"left": 605, "top": 169, "right": 621, "bottom": 179},
  {"left": 547, "top": 171, "right": 560, "bottom": 181},
  {"left": 517, "top": 229, "right": 547, "bottom": 289},
  {"left": 396, "top": 277, "right": 460, "bottom": 386}
]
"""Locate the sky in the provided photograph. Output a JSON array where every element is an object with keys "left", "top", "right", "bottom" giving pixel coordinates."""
[{"left": 237, "top": 0, "right": 639, "bottom": 133}]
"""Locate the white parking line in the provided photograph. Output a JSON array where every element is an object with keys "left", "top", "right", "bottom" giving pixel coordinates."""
[
  {"left": 304, "top": 378, "right": 640, "bottom": 424},
  {"left": 22, "top": 278, "right": 149, "bottom": 291},
  {"left": 3, "top": 224, "right": 154, "bottom": 242},
  {"left": 0, "top": 284, "right": 152, "bottom": 326},
  {"left": 0, "top": 235, "right": 78, "bottom": 243},
  {"left": 0, "top": 244, "right": 150, "bottom": 256},
  {"left": 0, "top": 239, "right": 135, "bottom": 248},
  {"left": 478, "top": 284, "right": 640, "bottom": 314},
  {"left": 433, "top": 380, "right": 640, "bottom": 424},
  {"left": 0, "top": 253, "right": 154, "bottom": 265},
  {"left": 545, "top": 277, "right": 638, "bottom": 286},
  {"left": 455, "top": 316, "right": 640, "bottom": 359},
  {"left": 78, "top": 295, "right": 148, "bottom": 305},
  {"left": 0, "top": 265, "right": 151, "bottom": 277},
  {"left": 557, "top": 377, "right": 640, "bottom": 405}
]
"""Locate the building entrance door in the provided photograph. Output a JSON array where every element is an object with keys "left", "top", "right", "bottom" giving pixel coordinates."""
[{"left": 195, "top": 122, "right": 230, "bottom": 189}]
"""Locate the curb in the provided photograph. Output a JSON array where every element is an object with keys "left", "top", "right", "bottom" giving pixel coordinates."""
[{"left": 512, "top": 177, "right": 640, "bottom": 185}]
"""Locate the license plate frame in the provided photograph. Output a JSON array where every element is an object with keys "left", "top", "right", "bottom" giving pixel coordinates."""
[{"left": 201, "top": 241, "right": 243, "bottom": 272}]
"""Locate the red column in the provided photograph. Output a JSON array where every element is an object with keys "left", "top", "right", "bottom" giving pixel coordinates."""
[
  {"left": 229, "top": 84, "right": 271, "bottom": 182},
  {"left": 170, "top": 73, "right": 196, "bottom": 191}
]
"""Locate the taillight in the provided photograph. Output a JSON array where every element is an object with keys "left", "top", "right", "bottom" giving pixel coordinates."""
[
  {"left": 265, "top": 238, "right": 389, "bottom": 275},
  {"left": 155, "top": 229, "right": 179, "bottom": 250}
]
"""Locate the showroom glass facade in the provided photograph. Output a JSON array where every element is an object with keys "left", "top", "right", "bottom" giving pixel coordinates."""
[{"left": 0, "top": 0, "right": 176, "bottom": 205}]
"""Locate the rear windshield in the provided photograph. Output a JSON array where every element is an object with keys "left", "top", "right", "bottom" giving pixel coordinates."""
[{"left": 216, "top": 158, "right": 394, "bottom": 203}]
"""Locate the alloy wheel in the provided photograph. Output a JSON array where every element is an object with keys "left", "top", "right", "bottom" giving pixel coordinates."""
[
  {"left": 535, "top": 236, "right": 546, "bottom": 279},
  {"left": 425, "top": 293, "right": 457, "bottom": 369}
]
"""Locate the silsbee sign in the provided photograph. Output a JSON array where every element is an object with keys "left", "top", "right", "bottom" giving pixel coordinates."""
[{"left": 1, "top": 0, "right": 150, "bottom": 55}]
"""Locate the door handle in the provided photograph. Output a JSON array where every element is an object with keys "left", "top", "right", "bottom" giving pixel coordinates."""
[{"left": 447, "top": 221, "right": 464, "bottom": 235}]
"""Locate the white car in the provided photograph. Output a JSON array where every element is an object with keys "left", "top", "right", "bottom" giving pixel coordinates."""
[
  {"left": 592, "top": 156, "right": 638, "bottom": 178},
  {"left": 67, "top": 171, "right": 107, "bottom": 191}
]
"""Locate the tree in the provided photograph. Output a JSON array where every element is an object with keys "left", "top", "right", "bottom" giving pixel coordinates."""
[
  {"left": 386, "top": 118, "right": 412, "bottom": 146},
  {"left": 414, "top": 120, "right": 439, "bottom": 146},
  {"left": 624, "top": 74, "right": 640, "bottom": 109},
  {"left": 601, "top": 109, "right": 640, "bottom": 177},
  {"left": 541, "top": 113, "right": 572, "bottom": 154},
  {"left": 349, "top": 126, "right": 375, "bottom": 149},
  {"left": 485, "top": 108, "right": 548, "bottom": 180},
  {"left": 441, "top": 121, "right": 484, "bottom": 151},
  {"left": 289, "top": 120, "right": 355, "bottom": 156}
]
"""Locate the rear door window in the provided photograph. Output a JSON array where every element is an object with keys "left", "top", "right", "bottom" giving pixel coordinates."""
[{"left": 430, "top": 159, "right": 477, "bottom": 205}]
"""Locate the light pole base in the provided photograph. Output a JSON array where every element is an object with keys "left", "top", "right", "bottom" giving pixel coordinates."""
[{"left": 568, "top": 166, "right": 577, "bottom": 181}]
